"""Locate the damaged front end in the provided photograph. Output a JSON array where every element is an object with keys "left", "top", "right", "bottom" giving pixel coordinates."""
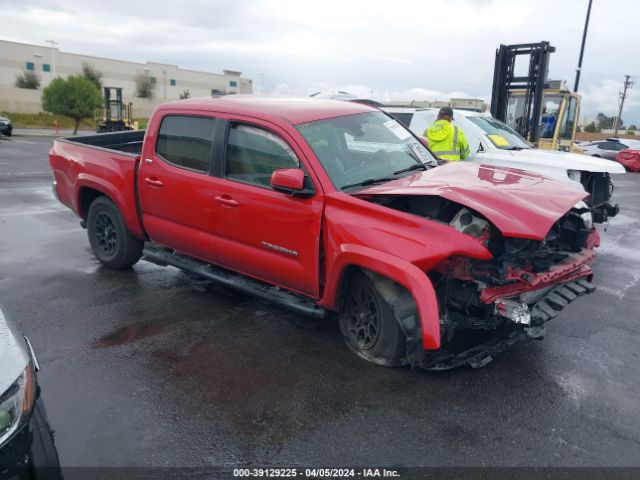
[
  {"left": 367, "top": 194, "right": 598, "bottom": 370},
  {"left": 580, "top": 171, "right": 619, "bottom": 223}
]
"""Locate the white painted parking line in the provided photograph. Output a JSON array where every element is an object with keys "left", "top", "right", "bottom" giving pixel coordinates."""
[
  {"left": 0, "top": 172, "right": 51, "bottom": 176},
  {"left": 3, "top": 138, "right": 37, "bottom": 145},
  {"left": 0, "top": 208, "right": 68, "bottom": 217},
  {"left": 0, "top": 187, "right": 51, "bottom": 191}
]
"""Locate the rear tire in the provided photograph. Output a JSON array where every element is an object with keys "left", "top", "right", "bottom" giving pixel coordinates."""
[
  {"left": 87, "top": 196, "right": 143, "bottom": 269},
  {"left": 338, "top": 271, "right": 406, "bottom": 367}
]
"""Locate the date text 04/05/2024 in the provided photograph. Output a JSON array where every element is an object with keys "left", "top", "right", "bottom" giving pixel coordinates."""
[{"left": 232, "top": 468, "right": 401, "bottom": 478}]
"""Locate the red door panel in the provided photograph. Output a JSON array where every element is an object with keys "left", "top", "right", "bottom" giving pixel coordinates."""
[
  {"left": 138, "top": 114, "right": 219, "bottom": 262},
  {"left": 139, "top": 158, "right": 219, "bottom": 262},
  {"left": 213, "top": 179, "right": 323, "bottom": 297},
  {"left": 211, "top": 119, "right": 324, "bottom": 297}
]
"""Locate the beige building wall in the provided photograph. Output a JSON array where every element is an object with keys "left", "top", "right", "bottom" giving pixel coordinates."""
[
  {"left": 385, "top": 98, "right": 488, "bottom": 112},
  {"left": 0, "top": 39, "right": 252, "bottom": 115}
]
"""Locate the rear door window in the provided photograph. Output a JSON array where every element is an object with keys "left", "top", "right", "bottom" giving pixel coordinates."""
[{"left": 156, "top": 115, "right": 216, "bottom": 173}]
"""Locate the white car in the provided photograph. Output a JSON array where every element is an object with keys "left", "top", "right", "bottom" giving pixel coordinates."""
[{"left": 383, "top": 107, "right": 626, "bottom": 223}]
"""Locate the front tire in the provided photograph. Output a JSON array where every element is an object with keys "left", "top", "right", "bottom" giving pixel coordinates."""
[
  {"left": 338, "top": 271, "right": 406, "bottom": 367},
  {"left": 28, "top": 399, "right": 62, "bottom": 480},
  {"left": 87, "top": 196, "right": 143, "bottom": 269}
]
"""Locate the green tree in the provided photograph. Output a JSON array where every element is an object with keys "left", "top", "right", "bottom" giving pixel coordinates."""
[
  {"left": 584, "top": 122, "right": 599, "bottom": 133},
  {"left": 179, "top": 89, "right": 191, "bottom": 99},
  {"left": 596, "top": 112, "right": 622, "bottom": 130},
  {"left": 81, "top": 62, "right": 103, "bottom": 90},
  {"left": 15, "top": 70, "right": 41, "bottom": 89},
  {"left": 134, "top": 72, "right": 155, "bottom": 98},
  {"left": 629, "top": 125, "right": 637, "bottom": 131},
  {"left": 42, "top": 75, "right": 102, "bottom": 134}
]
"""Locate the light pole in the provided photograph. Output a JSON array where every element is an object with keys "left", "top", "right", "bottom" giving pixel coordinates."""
[
  {"left": 574, "top": 0, "right": 593, "bottom": 93},
  {"left": 45, "top": 40, "right": 59, "bottom": 77},
  {"left": 162, "top": 69, "right": 166, "bottom": 99},
  {"left": 613, "top": 75, "right": 633, "bottom": 137}
]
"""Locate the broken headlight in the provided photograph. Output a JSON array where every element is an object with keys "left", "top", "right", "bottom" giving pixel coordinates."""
[
  {"left": 449, "top": 208, "right": 489, "bottom": 238},
  {"left": 567, "top": 170, "right": 582, "bottom": 182},
  {"left": 574, "top": 200, "right": 593, "bottom": 230},
  {"left": 495, "top": 299, "right": 531, "bottom": 325},
  {"left": 0, "top": 364, "right": 36, "bottom": 448}
]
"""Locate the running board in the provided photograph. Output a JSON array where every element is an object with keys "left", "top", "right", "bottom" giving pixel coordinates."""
[
  {"left": 142, "top": 245, "right": 327, "bottom": 319},
  {"left": 418, "top": 279, "right": 595, "bottom": 371}
]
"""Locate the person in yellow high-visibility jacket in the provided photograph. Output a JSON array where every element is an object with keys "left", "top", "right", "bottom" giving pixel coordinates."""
[{"left": 424, "top": 107, "right": 470, "bottom": 161}]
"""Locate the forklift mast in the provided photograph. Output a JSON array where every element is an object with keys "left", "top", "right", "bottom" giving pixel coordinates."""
[
  {"left": 96, "top": 87, "right": 134, "bottom": 133},
  {"left": 103, "top": 87, "right": 124, "bottom": 121},
  {"left": 490, "top": 42, "right": 555, "bottom": 143}
]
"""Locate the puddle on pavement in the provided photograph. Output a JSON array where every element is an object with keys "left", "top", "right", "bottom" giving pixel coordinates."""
[{"left": 92, "top": 318, "right": 174, "bottom": 348}]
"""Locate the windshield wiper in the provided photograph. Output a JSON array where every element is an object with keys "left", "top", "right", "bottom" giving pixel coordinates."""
[
  {"left": 502, "top": 146, "right": 527, "bottom": 151},
  {"left": 393, "top": 163, "right": 427, "bottom": 175},
  {"left": 341, "top": 177, "right": 396, "bottom": 190}
]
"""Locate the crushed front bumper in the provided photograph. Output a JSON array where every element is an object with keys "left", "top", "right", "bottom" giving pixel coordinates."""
[{"left": 417, "top": 278, "right": 595, "bottom": 371}]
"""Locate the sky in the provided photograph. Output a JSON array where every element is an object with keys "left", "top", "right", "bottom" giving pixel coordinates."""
[{"left": 1, "top": 0, "right": 639, "bottom": 126}]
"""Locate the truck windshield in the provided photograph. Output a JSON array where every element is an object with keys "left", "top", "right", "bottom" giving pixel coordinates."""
[
  {"left": 467, "top": 115, "right": 532, "bottom": 150},
  {"left": 296, "top": 111, "right": 436, "bottom": 190}
]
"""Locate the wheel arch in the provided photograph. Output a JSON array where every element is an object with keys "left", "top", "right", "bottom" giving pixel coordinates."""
[
  {"left": 75, "top": 176, "right": 145, "bottom": 239},
  {"left": 320, "top": 244, "right": 441, "bottom": 350},
  {"left": 78, "top": 186, "right": 106, "bottom": 219}
]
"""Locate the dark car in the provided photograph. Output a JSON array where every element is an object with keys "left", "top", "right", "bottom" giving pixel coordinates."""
[
  {"left": 0, "top": 116, "right": 12, "bottom": 137},
  {"left": 0, "top": 306, "right": 61, "bottom": 480}
]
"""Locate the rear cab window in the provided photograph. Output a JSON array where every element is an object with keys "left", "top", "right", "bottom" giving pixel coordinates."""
[{"left": 155, "top": 115, "right": 216, "bottom": 173}]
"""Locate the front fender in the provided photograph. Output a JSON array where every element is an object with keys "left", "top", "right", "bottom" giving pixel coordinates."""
[{"left": 320, "top": 244, "right": 441, "bottom": 350}]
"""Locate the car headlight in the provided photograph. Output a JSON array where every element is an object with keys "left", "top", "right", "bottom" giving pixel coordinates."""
[
  {"left": 0, "top": 364, "right": 36, "bottom": 448},
  {"left": 574, "top": 200, "right": 593, "bottom": 230},
  {"left": 567, "top": 170, "right": 582, "bottom": 182}
]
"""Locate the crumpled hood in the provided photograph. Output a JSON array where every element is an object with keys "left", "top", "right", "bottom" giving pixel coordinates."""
[
  {"left": 0, "top": 307, "right": 29, "bottom": 394},
  {"left": 358, "top": 162, "right": 588, "bottom": 240},
  {"left": 512, "top": 148, "right": 626, "bottom": 174},
  {"left": 427, "top": 120, "right": 453, "bottom": 142}
]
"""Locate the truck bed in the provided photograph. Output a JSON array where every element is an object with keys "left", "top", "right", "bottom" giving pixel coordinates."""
[
  {"left": 64, "top": 130, "right": 145, "bottom": 155},
  {"left": 50, "top": 131, "right": 146, "bottom": 239}
]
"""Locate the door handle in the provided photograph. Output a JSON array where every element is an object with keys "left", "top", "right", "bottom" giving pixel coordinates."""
[
  {"left": 144, "top": 177, "right": 164, "bottom": 188},
  {"left": 215, "top": 195, "right": 239, "bottom": 208}
]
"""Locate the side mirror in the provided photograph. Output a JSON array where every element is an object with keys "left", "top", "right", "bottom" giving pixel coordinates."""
[{"left": 270, "top": 168, "right": 314, "bottom": 197}]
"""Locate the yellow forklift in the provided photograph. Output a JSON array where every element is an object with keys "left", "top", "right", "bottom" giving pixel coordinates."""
[
  {"left": 95, "top": 87, "right": 135, "bottom": 133},
  {"left": 507, "top": 82, "right": 582, "bottom": 152},
  {"left": 491, "top": 42, "right": 582, "bottom": 152}
]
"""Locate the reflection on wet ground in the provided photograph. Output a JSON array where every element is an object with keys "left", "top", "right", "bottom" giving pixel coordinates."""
[
  {"left": 2, "top": 137, "right": 640, "bottom": 467},
  {"left": 92, "top": 318, "right": 175, "bottom": 348}
]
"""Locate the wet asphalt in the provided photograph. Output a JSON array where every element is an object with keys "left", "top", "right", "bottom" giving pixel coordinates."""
[{"left": 0, "top": 135, "right": 639, "bottom": 468}]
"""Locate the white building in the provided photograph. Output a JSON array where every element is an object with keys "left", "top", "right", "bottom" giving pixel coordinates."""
[{"left": 0, "top": 39, "right": 253, "bottom": 116}]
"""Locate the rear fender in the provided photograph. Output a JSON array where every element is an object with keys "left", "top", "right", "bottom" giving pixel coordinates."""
[
  {"left": 320, "top": 244, "right": 441, "bottom": 350},
  {"left": 76, "top": 174, "right": 145, "bottom": 239}
]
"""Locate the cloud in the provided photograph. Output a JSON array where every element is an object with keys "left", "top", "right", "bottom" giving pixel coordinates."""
[
  {"left": 1, "top": 0, "right": 639, "bottom": 123},
  {"left": 580, "top": 78, "right": 640, "bottom": 124}
]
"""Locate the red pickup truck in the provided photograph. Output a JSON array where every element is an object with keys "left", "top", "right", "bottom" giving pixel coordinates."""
[{"left": 50, "top": 96, "right": 598, "bottom": 370}]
